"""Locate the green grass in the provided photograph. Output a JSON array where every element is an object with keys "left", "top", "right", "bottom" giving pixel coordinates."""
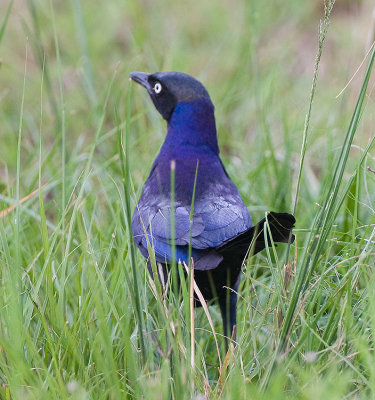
[{"left": 0, "top": 0, "right": 375, "bottom": 398}]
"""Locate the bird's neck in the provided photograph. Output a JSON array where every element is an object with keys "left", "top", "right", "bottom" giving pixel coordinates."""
[{"left": 162, "top": 99, "right": 219, "bottom": 155}]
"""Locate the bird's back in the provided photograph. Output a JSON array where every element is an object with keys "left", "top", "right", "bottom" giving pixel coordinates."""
[{"left": 132, "top": 144, "right": 252, "bottom": 269}]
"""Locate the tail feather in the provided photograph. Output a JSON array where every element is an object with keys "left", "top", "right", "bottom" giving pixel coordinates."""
[{"left": 217, "top": 212, "right": 295, "bottom": 255}]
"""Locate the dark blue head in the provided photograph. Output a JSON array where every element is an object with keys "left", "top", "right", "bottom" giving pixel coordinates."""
[{"left": 129, "top": 71, "right": 214, "bottom": 122}]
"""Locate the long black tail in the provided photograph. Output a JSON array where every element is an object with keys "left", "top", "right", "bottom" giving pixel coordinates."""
[{"left": 218, "top": 212, "right": 295, "bottom": 255}]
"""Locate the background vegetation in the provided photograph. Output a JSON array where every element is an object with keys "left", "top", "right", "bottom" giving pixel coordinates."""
[{"left": 0, "top": 0, "right": 375, "bottom": 398}]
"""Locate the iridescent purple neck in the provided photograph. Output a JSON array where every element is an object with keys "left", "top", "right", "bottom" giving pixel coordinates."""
[{"left": 162, "top": 99, "right": 219, "bottom": 155}]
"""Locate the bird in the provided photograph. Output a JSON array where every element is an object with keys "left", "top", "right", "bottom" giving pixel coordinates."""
[{"left": 129, "top": 71, "right": 295, "bottom": 347}]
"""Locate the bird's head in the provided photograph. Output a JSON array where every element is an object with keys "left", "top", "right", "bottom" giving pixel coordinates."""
[{"left": 129, "top": 71, "right": 213, "bottom": 121}]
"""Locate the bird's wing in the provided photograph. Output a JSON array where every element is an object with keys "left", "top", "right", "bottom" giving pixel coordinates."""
[
  {"left": 132, "top": 203, "right": 221, "bottom": 267},
  {"left": 132, "top": 189, "right": 252, "bottom": 268},
  {"left": 132, "top": 204, "right": 205, "bottom": 246},
  {"left": 151, "top": 206, "right": 205, "bottom": 245},
  {"left": 193, "top": 193, "right": 252, "bottom": 248}
]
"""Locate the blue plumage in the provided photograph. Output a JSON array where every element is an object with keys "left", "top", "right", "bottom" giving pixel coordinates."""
[
  {"left": 129, "top": 71, "right": 295, "bottom": 346},
  {"left": 132, "top": 99, "right": 252, "bottom": 268}
]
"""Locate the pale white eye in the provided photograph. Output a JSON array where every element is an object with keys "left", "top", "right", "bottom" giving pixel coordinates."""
[{"left": 154, "top": 82, "right": 162, "bottom": 94}]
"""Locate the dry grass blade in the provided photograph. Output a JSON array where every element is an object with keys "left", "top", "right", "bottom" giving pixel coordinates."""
[
  {"left": 336, "top": 39, "right": 375, "bottom": 98},
  {"left": 183, "top": 262, "right": 222, "bottom": 370},
  {"left": 190, "top": 262, "right": 195, "bottom": 370},
  {"left": 0, "top": 184, "right": 47, "bottom": 218}
]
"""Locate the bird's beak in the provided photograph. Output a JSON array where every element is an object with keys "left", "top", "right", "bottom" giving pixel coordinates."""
[{"left": 129, "top": 72, "right": 150, "bottom": 90}]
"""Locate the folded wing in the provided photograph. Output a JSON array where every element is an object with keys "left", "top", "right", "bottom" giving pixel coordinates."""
[{"left": 132, "top": 191, "right": 252, "bottom": 270}]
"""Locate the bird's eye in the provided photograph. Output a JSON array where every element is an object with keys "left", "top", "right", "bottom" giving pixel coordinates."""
[{"left": 154, "top": 82, "right": 162, "bottom": 94}]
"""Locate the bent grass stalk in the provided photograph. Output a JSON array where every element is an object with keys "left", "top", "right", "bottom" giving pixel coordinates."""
[{"left": 262, "top": 29, "right": 375, "bottom": 390}]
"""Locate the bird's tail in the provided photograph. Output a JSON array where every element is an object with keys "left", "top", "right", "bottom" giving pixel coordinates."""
[{"left": 218, "top": 212, "right": 295, "bottom": 255}]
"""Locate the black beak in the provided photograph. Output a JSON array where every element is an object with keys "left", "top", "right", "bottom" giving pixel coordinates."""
[{"left": 129, "top": 72, "right": 150, "bottom": 89}]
